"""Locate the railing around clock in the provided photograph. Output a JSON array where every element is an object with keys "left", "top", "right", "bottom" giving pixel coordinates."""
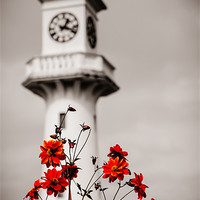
[{"left": 25, "top": 53, "right": 115, "bottom": 81}]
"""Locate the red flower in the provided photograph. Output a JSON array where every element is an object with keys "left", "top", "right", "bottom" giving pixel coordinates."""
[
  {"left": 39, "top": 140, "right": 66, "bottom": 168},
  {"left": 24, "top": 179, "right": 43, "bottom": 200},
  {"left": 42, "top": 168, "right": 68, "bottom": 197},
  {"left": 102, "top": 157, "right": 130, "bottom": 183},
  {"left": 62, "top": 164, "right": 79, "bottom": 180},
  {"left": 128, "top": 173, "right": 148, "bottom": 200},
  {"left": 107, "top": 144, "right": 128, "bottom": 160}
]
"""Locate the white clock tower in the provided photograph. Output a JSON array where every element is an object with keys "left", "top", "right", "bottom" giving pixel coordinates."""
[
  {"left": 41, "top": 0, "right": 102, "bottom": 55},
  {"left": 23, "top": 0, "right": 118, "bottom": 199}
]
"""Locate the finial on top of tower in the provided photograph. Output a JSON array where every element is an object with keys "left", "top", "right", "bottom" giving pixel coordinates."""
[{"left": 38, "top": 0, "right": 107, "bottom": 13}]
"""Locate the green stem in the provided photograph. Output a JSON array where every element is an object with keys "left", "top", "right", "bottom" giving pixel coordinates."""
[
  {"left": 69, "top": 147, "right": 72, "bottom": 163},
  {"left": 74, "top": 129, "right": 91, "bottom": 161},
  {"left": 113, "top": 182, "right": 121, "bottom": 200},
  {"left": 68, "top": 179, "right": 72, "bottom": 200},
  {"left": 72, "top": 129, "right": 83, "bottom": 162},
  {"left": 119, "top": 189, "right": 134, "bottom": 200},
  {"left": 59, "top": 109, "right": 69, "bottom": 128},
  {"left": 38, "top": 193, "right": 43, "bottom": 200},
  {"left": 85, "top": 167, "right": 101, "bottom": 191},
  {"left": 81, "top": 194, "right": 86, "bottom": 200},
  {"left": 88, "top": 172, "right": 104, "bottom": 191},
  {"left": 65, "top": 153, "right": 70, "bottom": 163},
  {"left": 100, "top": 187, "right": 107, "bottom": 200}
]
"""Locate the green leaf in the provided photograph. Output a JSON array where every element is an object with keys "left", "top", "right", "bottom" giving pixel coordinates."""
[
  {"left": 77, "top": 183, "right": 82, "bottom": 191},
  {"left": 86, "top": 194, "right": 93, "bottom": 199},
  {"left": 74, "top": 157, "right": 81, "bottom": 162},
  {"left": 100, "top": 188, "right": 108, "bottom": 192}
]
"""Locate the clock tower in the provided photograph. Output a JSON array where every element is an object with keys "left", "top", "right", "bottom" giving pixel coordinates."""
[
  {"left": 23, "top": 0, "right": 119, "bottom": 199},
  {"left": 41, "top": 0, "right": 102, "bottom": 55}
]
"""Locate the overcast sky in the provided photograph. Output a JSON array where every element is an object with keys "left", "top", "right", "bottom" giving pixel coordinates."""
[{"left": 1, "top": 0, "right": 199, "bottom": 200}]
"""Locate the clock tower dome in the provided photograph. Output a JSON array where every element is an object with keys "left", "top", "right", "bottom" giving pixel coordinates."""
[
  {"left": 40, "top": 0, "right": 105, "bottom": 55},
  {"left": 23, "top": 0, "right": 118, "bottom": 199}
]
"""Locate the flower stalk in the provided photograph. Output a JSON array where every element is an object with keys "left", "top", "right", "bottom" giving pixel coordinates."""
[{"left": 23, "top": 105, "right": 156, "bottom": 200}]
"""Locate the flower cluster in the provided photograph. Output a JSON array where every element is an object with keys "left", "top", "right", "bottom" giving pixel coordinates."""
[
  {"left": 24, "top": 105, "right": 157, "bottom": 200},
  {"left": 102, "top": 144, "right": 130, "bottom": 183},
  {"left": 101, "top": 144, "right": 154, "bottom": 200}
]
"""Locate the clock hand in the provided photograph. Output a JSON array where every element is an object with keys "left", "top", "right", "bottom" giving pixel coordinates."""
[
  {"left": 64, "top": 19, "right": 69, "bottom": 27},
  {"left": 65, "top": 25, "right": 78, "bottom": 33},
  {"left": 59, "top": 19, "right": 70, "bottom": 31}
]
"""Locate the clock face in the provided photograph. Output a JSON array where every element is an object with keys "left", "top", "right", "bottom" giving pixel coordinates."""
[
  {"left": 49, "top": 12, "right": 79, "bottom": 43},
  {"left": 87, "top": 16, "right": 97, "bottom": 49}
]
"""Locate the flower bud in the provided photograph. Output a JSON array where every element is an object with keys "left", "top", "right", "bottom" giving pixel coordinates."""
[
  {"left": 50, "top": 134, "right": 58, "bottom": 139},
  {"left": 94, "top": 182, "right": 100, "bottom": 190},
  {"left": 82, "top": 125, "right": 90, "bottom": 131},
  {"left": 55, "top": 125, "right": 62, "bottom": 134},
  {"left": 91, "top": 156, "right": 97, "bottom": 165},
  {"left": 127, "top": 180, "right": 135, "bottom": 187},
  {"left": 68, "top": 106, "right": 76, "bottom": 112},
  {"left": 68, "top": 139, "right": 76, "bottom": 148},
  {"left": 61, "top": 139, "right": 67, "bottom": 144}
]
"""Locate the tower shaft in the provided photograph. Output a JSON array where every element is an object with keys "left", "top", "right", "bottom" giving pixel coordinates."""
[{"left": 23, "top": 52, "right": 118, "bottom": 199}]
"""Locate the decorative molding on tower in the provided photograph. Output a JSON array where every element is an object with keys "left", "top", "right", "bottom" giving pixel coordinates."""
[
  {"left": 24, "top": 53, "right": 115, "bottom": 81},
  {"left": 23, "top": 52, "right": 118, "bottom": 102},
  {"left": 38, "top": 0, "right": 107, "bottom": 13}
]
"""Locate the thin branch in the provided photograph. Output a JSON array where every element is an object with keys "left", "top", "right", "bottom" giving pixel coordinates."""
[
  {"left": 88, "top": 172, "right": 104, "bottom": 191},
  {"left": 74, "top": 129, "right": 91, "bottom": 161},
  {"left": 72, "top": 129, "right": 83, "bottom": 162},
  {"left": 119, "top": 189, "right": 134, "bottom": 200},
  {"left": 65, "top": 154, "right": 70, "bottom": 162},
  {"left": 68, "top": 179, "right": 72, "bottom": 200},
  {"left": 100, "top": 188, "right": 107, "bottom": 200},
  {"left": 69, "top": 147, "right": 72, "bottom": 163},
  {"left": 113, "top": 182, "right": 121, "bottom": 200},
  {"left": 59, "top": 108, "right": 69, "bottom": 128},
  {"left": 38, "top": 193, "right": 43, "bottom": 200},
  {"left": 85, "top": 167, "right": 101, "bottom": 191}
]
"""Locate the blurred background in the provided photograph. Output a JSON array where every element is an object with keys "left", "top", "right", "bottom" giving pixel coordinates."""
[{"left": 0, "top": 0, "right": 199, "bottom": 199}]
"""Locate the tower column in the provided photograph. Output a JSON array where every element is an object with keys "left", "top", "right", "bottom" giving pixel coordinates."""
[
  {"left": 23, "top": 52, "right": 118, "bottom": 199},
  {"left": 42, "top": 80, "right": 98, "bottom": 200},
  {"left": 23, "top": 0, "right": 118, "bottom": 199}
]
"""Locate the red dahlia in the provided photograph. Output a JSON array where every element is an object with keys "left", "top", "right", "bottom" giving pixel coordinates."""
[
  {"left": 42, "top": 168, "right": 68, "bottom": 197},
  {"left": 39, "top": 140, "right": 66, "bottom": 168},
  {"left": 107, "top": 144, "right": 128, "bottom": 160},
  {"left": 24, "top": 179, "right": 43, "bottom": 200},
  {"left": 62, "top": 164, "right": 79, "bottom": 180},
  {"left": 102, "top": 157, "right": 130, "bottom": 183},
  {"left": 128, "top": 172, "right": 148, "bottom": 200}
]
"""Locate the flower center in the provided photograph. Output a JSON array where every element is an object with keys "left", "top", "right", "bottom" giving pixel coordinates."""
[
  {"left": 111, "top": 165, "right": 118, "bottom": 171},
  {"left": 30, "top": 187, "right": 35, "bottom": 191},
  {"left": 47, "top": 149, "right": 52, "bottom": 156},
  {"left": 52, "top": 178, "right": 58, "bottom": 185}
]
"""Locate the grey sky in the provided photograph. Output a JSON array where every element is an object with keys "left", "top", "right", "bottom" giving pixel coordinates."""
[{"left": 1, "top": 0, "right": 199, "bottom": 200}]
